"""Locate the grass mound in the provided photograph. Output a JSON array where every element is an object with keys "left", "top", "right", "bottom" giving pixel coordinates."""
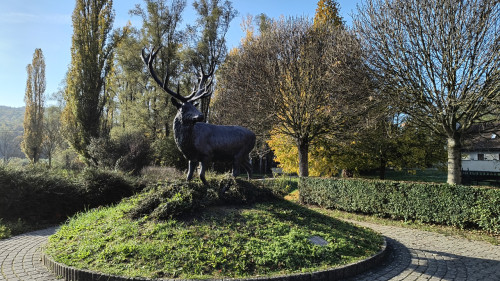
[{"left": 46, "top": 178, "right": 382, "bottom": 280}]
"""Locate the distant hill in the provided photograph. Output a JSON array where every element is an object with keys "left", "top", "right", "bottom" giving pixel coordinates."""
[
  {"left": 0, "top": 106, "right": 24, "bottom": 133},
  {"left": 0, "top": 106, "right": 25, "bottom": 160}
]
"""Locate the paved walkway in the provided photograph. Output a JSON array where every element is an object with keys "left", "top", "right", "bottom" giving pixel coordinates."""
[
  {"left": 0, "top": 222, "right": 499, "bottom": 281},
  {"left": 345, "top": 221, "right": 500, "bottom": 281},
  {"left": 0, "top": 227, "right": 61, "bottom": 281}
]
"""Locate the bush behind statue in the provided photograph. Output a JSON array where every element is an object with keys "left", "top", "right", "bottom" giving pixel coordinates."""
[{"left": 87, "top": 129, "right": 151, "bottom": 175}]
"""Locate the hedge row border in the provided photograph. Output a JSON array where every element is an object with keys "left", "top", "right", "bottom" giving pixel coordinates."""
[
  {"left": 299, "top": 177, "right": 500, "bottom": 234},
  {"left": 42, "top": 237, "right": 387, "bottom": 281}
]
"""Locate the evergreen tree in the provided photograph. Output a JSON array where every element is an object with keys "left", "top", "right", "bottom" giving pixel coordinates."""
[
  {"left": 314, "top": 0, "right": 343, "bottom": 28},
  {"left": 21, "top": 48, "right": 45, "bottom": 163}
]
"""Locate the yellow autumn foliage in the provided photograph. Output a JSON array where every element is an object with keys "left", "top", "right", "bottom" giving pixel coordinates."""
[{"left": 267, "top": 130, "right": 339, "bottom": 177}]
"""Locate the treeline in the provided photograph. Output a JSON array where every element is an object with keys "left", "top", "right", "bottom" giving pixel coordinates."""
[
  {"left": 8, "top": 0, "right": 238, "bottom": 173},
  {"left": 212, "top": 0, "right": 500, "bottom": 185},
  {"left": 8, "top": 0, "right": 500, "bottom": 186}
]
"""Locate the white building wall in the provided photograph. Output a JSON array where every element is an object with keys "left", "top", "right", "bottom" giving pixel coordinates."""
[{"left": 462, "top": 151, "right": 500, "bottom": 172}]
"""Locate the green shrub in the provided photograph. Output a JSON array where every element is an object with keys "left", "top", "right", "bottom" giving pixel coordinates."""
[
  {"left": 80, "top": 168, "right": 138, "bottom": 207},
  {"left": 0, "top": 165, "right": 78, "bottom": 222},
  {"left": 150, "top": 134, "right": 187, "bottom": 169},
  {"left": 0, "top": 219, "right": 11, "bottom": 239},
  {"left": 299, "top": 177, "right": 500, "bottom": 234},
  {"left": 0, "top": 165, "right": 141, "bottom": 224},
  {"left": 473, "top": 188, "right": 500, "bottom": 233},
  {"left": 129, "top": 181, "right": 206, "bottom": 220},
  {"left": 299, "top": 178, "right": 391, "bottom": 214},
  {"left": 88, "top": 130, "right": 151, "bottom": 175},
  {"left": 0, "top": 218, "right": 42, "bottom": 239},
  {"left": 260, "top": 176, "right": 299, "bottom": 196}
]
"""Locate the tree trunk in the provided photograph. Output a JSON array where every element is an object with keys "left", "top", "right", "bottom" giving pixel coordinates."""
[
  {"left": 379, "top": 156, "right": 387, "bottom": 180},
  {"left": 447, "top": 136, "right": 462, "bottom": 184},
  {"left": 264, "top": 154, "right": 269, "bottom": 175},
  {"left": 33, "top": 147, "right": 39, "bottom": 163},
  {"left": 297, "top": 139, "right": 309, "bottom": 177},
  {"left": 259, "top": 155, "right": 263, "bottom": 174}
]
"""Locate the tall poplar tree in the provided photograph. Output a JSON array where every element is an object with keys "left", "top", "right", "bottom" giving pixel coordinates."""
[
  {"left": 62, "top": 0, "right": 119, "bottom": 163},
  {"left": 22, "top": 48, "right": 45, "bottom": 163},
  {"left": 42, "top": 106, "right": 63, "bottom": 167}
]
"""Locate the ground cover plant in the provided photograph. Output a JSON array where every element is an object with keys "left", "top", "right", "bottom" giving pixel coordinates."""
[{"left": 45, "top": 177, "right": 383, "bottom": 279}]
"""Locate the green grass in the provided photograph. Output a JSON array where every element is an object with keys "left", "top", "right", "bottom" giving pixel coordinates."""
[{"left": 45, "top": 182, "right": 382, "bottom": 280}]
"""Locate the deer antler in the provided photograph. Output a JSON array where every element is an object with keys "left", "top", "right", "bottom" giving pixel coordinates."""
[
  {"left": 142, "top": 46, "right": 215, "bottom": 103},
  {"left": 185, "top": 68, "right": 214, "bottom": 102},
  {"left": 141, "top": 46, "right": 188, "bottom": 102}
]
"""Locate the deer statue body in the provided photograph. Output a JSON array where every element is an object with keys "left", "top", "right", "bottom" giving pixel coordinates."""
[{"left": 142, "top": 47, "right": 255, "bottom": 184}]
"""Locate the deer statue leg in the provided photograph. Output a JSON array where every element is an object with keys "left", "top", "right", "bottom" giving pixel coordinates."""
[
  {"left": 242, "top": 155, "right": 252, "bottom": 180},
  {"left": 187, "top": 161, "right": 197, "bottom": 181},
  {"left": 199, "top": 160, "right": 208, "bottom": 185},
  {"left": 232, "top": 160, "right": 241, "bottom": 178}
]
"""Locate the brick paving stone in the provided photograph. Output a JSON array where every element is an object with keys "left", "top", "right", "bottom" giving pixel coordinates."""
[
  {"left": 0, "top": 227, "right": 62, "bottom": 281},
  {"left": 343, "top": 220, "right": 500, "bottom": 281}
]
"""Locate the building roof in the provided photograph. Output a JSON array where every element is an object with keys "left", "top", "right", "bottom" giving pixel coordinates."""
[{"left": 462, "top": 123, "right": 500, "bottom": 152}]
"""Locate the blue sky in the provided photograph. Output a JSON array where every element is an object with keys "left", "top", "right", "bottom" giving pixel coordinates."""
[{"left": 0, "top": 0, "right": 359, "bottom": 108}]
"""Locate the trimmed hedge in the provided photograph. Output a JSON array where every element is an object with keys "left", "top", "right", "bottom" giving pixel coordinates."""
[
  {"left": 299, "top": 177, "right": 500, "bottom": 234},
  {"left": 0, "top": 166, "right": 142, "bottom": 224}
]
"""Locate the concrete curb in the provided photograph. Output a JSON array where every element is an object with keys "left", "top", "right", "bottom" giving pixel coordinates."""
[{"left": 42, "top": 236, "right": 387, "bottom": 281}]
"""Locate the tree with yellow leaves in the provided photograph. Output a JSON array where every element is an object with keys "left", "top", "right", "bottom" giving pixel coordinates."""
[
  {"left": 267, "top": 130, "right": 340, "bottom": 177},
  {"left": 214, "top": 15, "right": 371, "bottom": 177}
]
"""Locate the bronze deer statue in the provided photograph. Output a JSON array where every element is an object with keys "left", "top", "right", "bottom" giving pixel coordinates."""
[{"left": 142, "top": 47, "right": 256, "bottom": 185}]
